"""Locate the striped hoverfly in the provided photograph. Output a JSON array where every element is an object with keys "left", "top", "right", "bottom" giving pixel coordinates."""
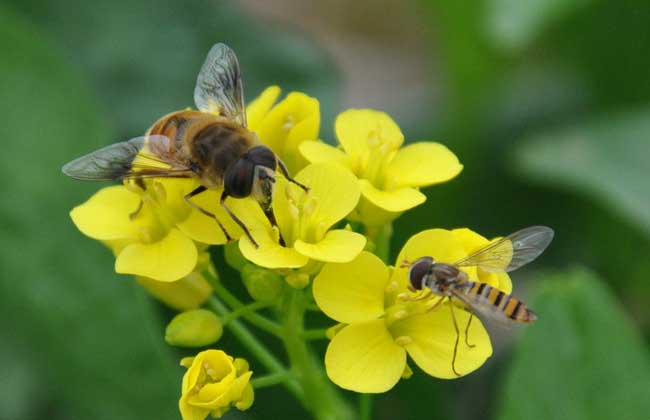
[
  {"left": 403, "top": 226, "right": 554, "bottom": 376},
  {"left": 62, "top": 43, "right": 307, "bottom": 247}
]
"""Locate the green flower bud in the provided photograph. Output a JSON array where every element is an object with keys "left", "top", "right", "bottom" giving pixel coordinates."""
[
  {"left": 241, "top": 264, "right": 283, "bottom": 302},
  {"left": 165, "top": 309, "right": 223, "bottom": 347},
  {"left": 285, "top": 273, "right": 310, "bottom": 289},
  {"left": 224, "top": 242, "right": 248, "bottom": 271}
]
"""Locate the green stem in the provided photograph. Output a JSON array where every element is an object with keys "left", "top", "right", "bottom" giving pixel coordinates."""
[
  {"left": 251, "top": 372, "right": 290, "bottom": 389},
  {"left": 221, "top": 301, "right": 272, "bottom": 325},
  {"left": 359, "top": 394, "right": 373, "bottom": 420},
  {"left": 301, "top": 328, "right": 329, "bottom": 341},
  {"left": 207, "top": 296, "right": 304, "bottom": 402},
  {"left": 281, "top": 289, "right": 354, "bottom": 420},
  {"left": 204, "top": 271, "right": 282, "bottom": 337}
]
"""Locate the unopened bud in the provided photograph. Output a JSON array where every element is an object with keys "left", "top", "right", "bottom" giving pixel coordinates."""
[
  {"left": 224, "top": 242, "right": 247, "bottom": 271},
  {"left": 285, "top": 272, "right": 310, "bottom": 289},
  {"left": 241, "top": 264, "right": 283, "bottom": 303},
  {"left": 165, "top": 309, "right": 223, "bottom": 347}
]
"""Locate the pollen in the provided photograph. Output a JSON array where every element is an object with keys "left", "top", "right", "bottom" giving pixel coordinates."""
[
  {"left": 282, "top": 114, "right": 295, "bottom": 131},
  {"left": 385, "top": 280, "right": 399, "bottom": 293}
]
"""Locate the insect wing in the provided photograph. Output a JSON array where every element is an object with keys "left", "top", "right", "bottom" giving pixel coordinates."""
[
  {"left": 453, "top": 226, "right": 554, "bottom": 273},
  {"left": 450, "top": 288, "right": 514, "bottom": 328},
  {"left": 194, "top": 43, "right": 246, "bottom": 126},
  {"left": 61, "top": 135, "right": 193, "bottom": 181}
]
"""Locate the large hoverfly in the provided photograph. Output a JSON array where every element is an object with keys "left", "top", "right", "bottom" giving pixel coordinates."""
[
  {"left": 62, "top": 43, "right": 307, "bottom": 247},
  {"left": 403, "top": 226, "right": 554, "bottom": 376}
]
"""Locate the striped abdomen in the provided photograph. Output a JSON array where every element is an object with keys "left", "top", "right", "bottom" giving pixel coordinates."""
[{"left": 462, "top": 282, "right": 537, "bottom": 324}]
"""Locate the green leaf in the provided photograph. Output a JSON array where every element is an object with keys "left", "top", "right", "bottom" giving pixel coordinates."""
[
  {"left": 497, "top": 268, "right": 650, "bottom": 420},
  {"left": 515, "top": 108, "right": 650, "bottom": 237},
  {"left": 485, "top": 0, "right": 592, "bottom": 51},
  {"left": 0, "top": 6, "right": 179, "bottom": 420}
]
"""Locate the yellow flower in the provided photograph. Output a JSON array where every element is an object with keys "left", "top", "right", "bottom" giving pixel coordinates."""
[
  {"left": 179, "top": 350, "right": 254, "bottom": 420},
  {"left": 70, "top": 180, "right": 255, "bottom": 282},
  {"left": 238, "top": 162, "right": 366, "bottom": 269},
  {"left": 300, "top": 109, "right": 463, "bottom": 225},
  {"left": 313, "top": 228, "right": 507, "bottom": 392},
  {"left": 247, "top": 86, "right": 320, "bottom": 174}
]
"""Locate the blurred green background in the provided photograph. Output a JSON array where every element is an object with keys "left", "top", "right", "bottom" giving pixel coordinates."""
[{"left": 1, "top": 0, "right": 649, "bottom": 419}]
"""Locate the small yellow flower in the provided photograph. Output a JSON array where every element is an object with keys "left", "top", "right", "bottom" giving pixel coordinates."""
[
  {"left": 313, "top": 228, "right": 508, "bottom": 393},
  {"left": 300, "top": 109, "right": 463, "bottom": 225},
  {"left": 247, "top": 86, "right": 320, "bottom": 174},
  {"left": 70, "top": 180, "right": 254, "bottom": 282},
  {"left": 179, "top": 350, "right": 254, "bottom": 420},
  {"left": 238, "top": 162, "right": 366, "bottom": 269}
]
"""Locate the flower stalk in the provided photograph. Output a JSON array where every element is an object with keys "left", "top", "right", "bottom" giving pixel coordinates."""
[{"left": 281, "top": 289, "right": 354, "bottom": 420}]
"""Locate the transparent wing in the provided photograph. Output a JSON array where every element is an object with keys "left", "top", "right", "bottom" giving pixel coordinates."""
[
  {"left": 453, "top": 226, "right": 554, "bottom": 273},
  {"left": 61, "top": 135, "right": 193, "bottom": 181},
  {"left": 194, "top": 43, "right": 246, "bottom": 126},
  {"left": 450, "top": 288, "right": 515, "bottom": 328}
]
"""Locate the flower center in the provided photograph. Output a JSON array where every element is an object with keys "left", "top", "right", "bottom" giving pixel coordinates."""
[
  {"left": 359, "top": 125, "right": 398, "bottom": 188},
  {"left": 282, "top": 185, "right": 323, "bottom": 245},
  {"left": 127, "top": 181, "right": 191, "bottom": 243}
]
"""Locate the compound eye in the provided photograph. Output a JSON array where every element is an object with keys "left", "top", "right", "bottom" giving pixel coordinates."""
[
  {"left": 247, "top": 145, "right": 277, "bottom": 170},
  {"left": 407, "top": 257, "right": 433, "bottom": 290},
  {"left": 224, "top": 158, "right": 255, "bottom": 198}
]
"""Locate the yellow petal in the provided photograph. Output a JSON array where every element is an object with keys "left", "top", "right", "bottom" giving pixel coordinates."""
[
  {"left": 239, "top": 228, "right": 309, "bottom": 269},
  {"left": 176, "top": 188, "right": 245, "bottom": 245},
  {"left": 393, "top": 229, "right": 477, "bottom": 290},
  {"left": 390, "top": 303, "right": 492, "bottom": 379},
  {"left": 299, "top": 141, "right": 353, "bottom": 169},
  {"left": 70, "top": 185, "right": 147, "bottom": 240},
  {"left": 295, "top": 163, "right": 361, "bottom": 233},
  {"left": 294, "top": 230, "right": 366, "bottom": 263},
  {"left": 256, "top": 92, "right": 319, "bottom": 172},
  {"left": 385, "top": 142, "right": 463, "bottom": 189},
  {"left": 325, "top": 320, "right": 406, "bottom": 393},
  {"left": 115, "top": 228, "right": 197, "bottom": 282},
  {"left": 335, "top": 109, "right": 404, "bottom": 166},
  {"left": 313, "top": 251, "right": 389, "bottom": 324},
  {"left": 359, "top": 180, "right": 426, "bottom": 212},
  {"left": 179, "top": 396, "right": 210, "bottom": 420},
  {"left": 136, "top": 271, "right": 213, "bottom": 310},
  {"left": 246, "top": 86, "right": 281, "bottom": 131}
]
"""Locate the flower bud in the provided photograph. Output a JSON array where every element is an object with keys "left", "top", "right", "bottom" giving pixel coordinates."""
[
  {"left": 136, "top": 270, "right": 213, "bottom": 311},
  {"left": 285, "top": 272, "right": 310, "bottom": 289},
  {"left": 165, "top": 309, "right": 223, "bottom": 347},
  {"left": 241, "top": 264, "right": 283, "bottom": 302},
  {"left": 224, "top": 241, "right": 247, "bottom": 271}
]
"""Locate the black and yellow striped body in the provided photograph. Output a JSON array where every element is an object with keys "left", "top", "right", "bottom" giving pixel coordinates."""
[{"left": 462, "top": 281, "right": 537, "bottom": 324}]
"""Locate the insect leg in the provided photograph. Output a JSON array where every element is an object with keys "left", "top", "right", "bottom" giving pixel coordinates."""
[
  {"left": 220, "top": 191, "right": 259, "bottom": 248},
  {"left": 276, "top": 156, "right": 309, "bottom": 192},
  {"left": 425, "top": 296, "right": 445, "bottom": 312},
  {"left": 464, "top": 314, "right": 476, "bottom": 348},
  {"left": 129, "top": 199, "right": 144, "bottom": 220},
  {"left": 184, "top": 185, "right": 232, "bottom": 242},
  {"left": 448, "top": 298, "right": 462, "bottom": 377}
]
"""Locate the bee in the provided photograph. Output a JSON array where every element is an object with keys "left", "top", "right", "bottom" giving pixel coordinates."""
[
  {"left": 402, "top": 226, "right": 554, "bottom": 376},
  {"left": 62, "top": 43, "right": 307, "bottom": 247}
]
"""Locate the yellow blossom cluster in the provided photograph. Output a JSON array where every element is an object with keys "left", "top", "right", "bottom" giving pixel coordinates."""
[{"left": 68, "top": 85, "right": 525, "bottom": 417}]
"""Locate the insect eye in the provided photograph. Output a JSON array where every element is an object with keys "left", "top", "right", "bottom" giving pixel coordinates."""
[
  {"left": 224, "top": 158, "right": 255, "bottom": 198},
  {"left": 408, "top": 257, "right": 433, "bottom": 290},
  {"left": 246, "top": 146, "right": 276, "bottom": 170}
]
